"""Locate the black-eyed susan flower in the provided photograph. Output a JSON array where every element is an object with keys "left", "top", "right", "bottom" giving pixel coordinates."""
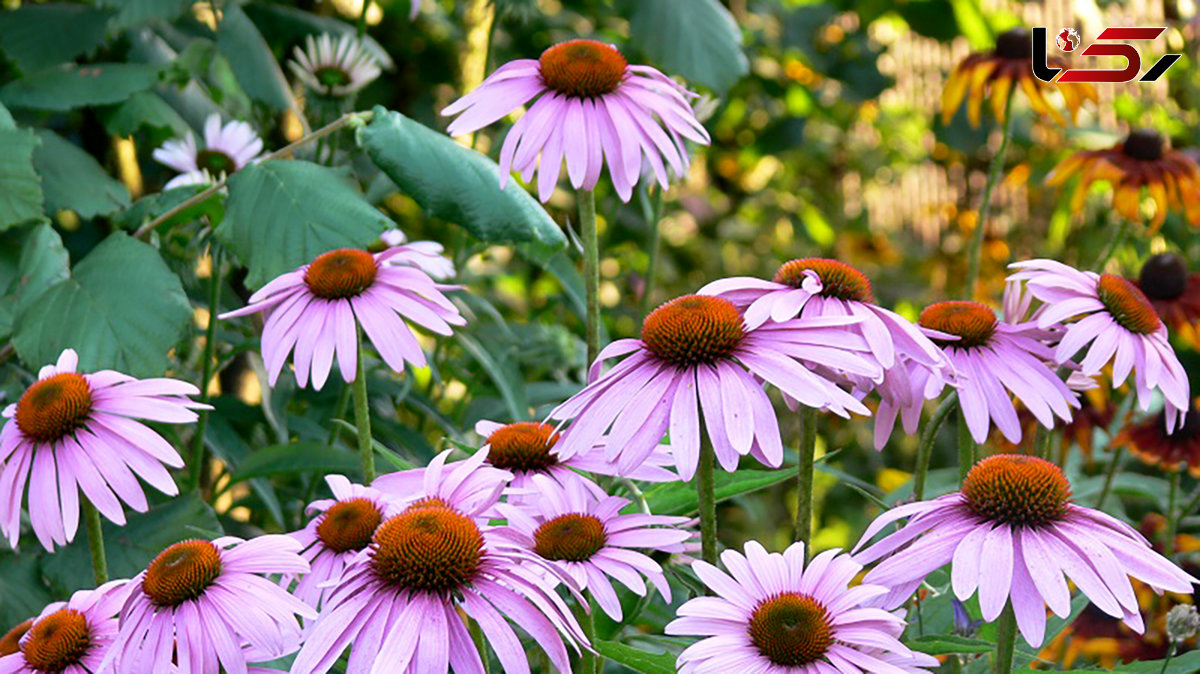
[
  {"left": 1047, "top": 129, "right": 1200, "bottom": 228},
  {"left": 1115, "top": 400, "right": 1200, "bottom": 476},
  {"left": 1135, "top": 253, "right": 1200, "bottom": 343},
  {"left": 941, "top": 27, "right": 1097, "bottom": 127}
]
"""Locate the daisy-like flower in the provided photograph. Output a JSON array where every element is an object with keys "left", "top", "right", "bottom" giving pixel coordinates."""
[
  {"left": 548, "top": 294, "right": 877, "bottom": 479},
  {"left": 854, "top": 454, "right": 1198, "bottom": 647},
  {"left": 665, "top": 541, "right": 938, "bottom": 674},
  {"left": 497, "top": 475, "right": 689, "bottom": 620},
  {"left": 218, "top": 246, "right": 465, "bottom": 390},
  {"left": 941, "top": 27, "right": 1097, "bottom": 127},
  {"left": 1136, "top": 253, "right": 1200, "bottom": 344},
  {"left": 1009, "top": 259, "right": 1190, "bottom": 431},
  {"left": 103, "top": 535, "right": 314, "bottom": 674},
  {"left": 1047, "top": 129, "right": 1200, "bottom": 228},
  {"left": 910, "top": 298, "right": 1078, "bottom": 444},
  {"left": 473, "top": 419, "right": 676, "bottom": 499},
  {"left": 0, "top": 580, "right": 128, "bottom": 674},
  {"left": 0, "top": 349, "right": 207, "bottom": 552},
  {"left": 377, "top": 229, "right": 456, "bottom": 280},
  {"left": 442, "top": 39, "right": 710, "bottom": 202},
  {"left": 290, "top": 457, "right": 587, "bottom": 674},
  {"left": 1115, "top": 400, "right": 1200, "bottom": 476},
  {"left": 289, "top": 33, "right": 381, "bottom": 98},
  {"left": 152, "top": 114, "right": 263, "bottom": 189},
  {"left": 372, "top": 448, "right": 513, "bottom": 518},
  {"left": 289, "top": 475, "right": 399, "bottom": 608},
  {"left": 700, "top": 258, "right": 955, "bottom": 449}
]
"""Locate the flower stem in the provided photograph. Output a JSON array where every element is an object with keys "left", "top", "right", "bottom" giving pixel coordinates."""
[
  {"left": 469, "top": 619, "right": 491, "bottom": 674},
  {"left": 356, "top": 0, "right": 369, "bottom": 38},
  {"left": 1166, "top": 469, "right": 1181, "bottom": 559},
  {"left": 1160, "top": 644, "right": 1177, "bottom": 674},
  {"left": 83, "top": 500, "right": 108, "bottom": 585},
  {"left": 794, "top": 406, "right": 818, "bottom": 554},
  {"left": 1094, "top": 446, "right": 1124, "bottom": 509},
  {"left": 188, "top": 246, "right": 222, "bottom": 492},
  {"left": 1032, "top": 424, "right": 1052, "bottom": 460},
  {"left": 326, "top": 383, "right": 352, "bottom": 446},
  {"left": 915, "top": 393, "right": 958, "bottom": 500},
  {"left": 963, "top": 90, "right": 1015, "bottom": 301},
  {"left": 1091, "top": 217, "right": 1132, "bottom": 271},
  {"left": 352, "top": 326, "right": 376, "bottom": 485},
  {"left": 993, "top": 603, "right": 1017, "bottom": 674},
  {"left": 579, "top": 189, "right": 601, "bottom": 364},
  {"left": 638, "top": 186, "right": 665, "bottom": 320},
  {"left": 697, "top": 434, "right": 718, "bottom": 566},
  {"left": 573, "top": 599, "right": 601, "bottom": 674},
  {"left": 957, "top": 413, "right": 976, "bottom": 482}
]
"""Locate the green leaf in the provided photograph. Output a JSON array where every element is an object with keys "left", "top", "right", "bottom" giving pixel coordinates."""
[
  {"left": 13, "top": 232, "right": 193, "bottom": 376},
  {"left": 456, "top": 332, "right": 529, "bottom": 421},
  {"left": 230, "top": 442, "right": 362, "bottom": 482},
  {"left": 360, "top": 107, "right": 566, "bottom": 260},
  {"left": 0, "top": 223, "right": 69, "bottom": 340},
  {"left": 216, "top": 4, "right": 293, "bottom": 111},
  {"left": 593, "top": 641, "right": 676, "bottom": 674},
  {"left": 112, "top": 184, "right": 221, "bottom": 233},
  {"left": 0, "top": 552, "right": 54, "bottom": 630},
  {"left": 949, "top": 0, "right": 994, "bottom": 50},
  {"left": 906, "top": 634, "right": 994, "bottom": 655},
  {"left": 98, "top": 91, "right": 191, "bottom": 137},
  {"left": 216, "top": 160, "right": 393, "bottom": 287},
  {"left": 94, "top": 0, "right": 194, "bottom": 31},
  {"left": 0, "top": 128, "right": 44, "bottom": 230},
  {"left": 0, "top": 63, "right": 161, "bottom": 112},
  {"left": 642, "top": 469, "right": 792, "bottom": 516},
  {"left": 0, "top": 101, "right": 14, "bottom": 129},
  {"left": 628, "top": 0, "right": 749, "bottom": 93},
  {"left": 33, "top": 130, "right": 131, "bottom": 218},
  {"left": 42, "top": 493, "right": 222, "bottom": 596},
  {"left": 0, "top": 4, "right": 114, "bottom": 73},
  {"left": 894, "top": 0, "right": 960, "bottom": 41}
]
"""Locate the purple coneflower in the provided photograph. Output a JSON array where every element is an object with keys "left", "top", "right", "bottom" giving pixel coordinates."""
[
  {"left": 0, "top": 349, "right": 207, "bottom": 551},
  {"left": 666, "top": 541, "right": 938, "bottom": 673},
  {"left": 152, "top": 114, "right": 262, "bottom": 189},
  {"left": 474, "top": 419, "right": 675, "bottom": 499},
  {"left": 1009, "top": 259, "right": 1190, "bottom": 430},
  {"left": 103, "top": 535, "right": 314, "bottom": 674},
  {"left": 442, "top": 39, "right": 710, "bottom": 202},
  {"left": 219, "top": 246, "right": 465, "bottom": 390},
  {"left": 378, "top": 230, "right": 456, "bottom": 280},
  {"left": 497, "top": 475, "right": 689, "bottom": 620},
  {"left": 289, "top": 459, "right": 587, "bottom": 674},
  {"left": 700, "top": 258, "right": 955, "bottom": 449},
  {"left": 0, "top": 580, "right": 128, "bottom": 674},
  {"left": 372, "top": 448, "right": 513, "bottom": 519},
  {"left": 549, "top": 294, "right": 876, "bottom": 479},
  {"left": 290, "top": 475, "right": 399, "bottom": 608},
  {"left": 854, "top": 454, "right": 1198, "bottom": 647}
]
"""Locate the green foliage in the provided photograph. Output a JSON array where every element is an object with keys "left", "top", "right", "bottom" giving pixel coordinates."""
[
  {"left": 627, "top": 0, "right": 749, "bottom": 94},
  {"left": 13, "top": 233, "right": 193, "bottom": 376},
  {"left": 642, "top": 469, "right": 793, "bottom": 516},
  {"left": 216, "top": 4, "right": 294, "bottom": 112},
  {"left": 0, "top": 127, "right": 44, "bottom": 230},
  {"left": 0, "top": 63, "right": 161, "bottom": 111},
  {"left": 0, "top": 223, "right": 69, "bottom": 341},
  {"left": 0, "top": 4, "right": 114, "bottom": 73},
  {"left": 99, "top": 91, "right": 192, "bottom": 137},
  {"left": 230, "top": 442, "right": 363, "bottom": 483},
  {"left": 0, "top": 552, "right": 55, "bottom": 630},
  {"left": 593, "top": 640, "right": 677, "bottom": 673},
  {"left": 94, "top": 0, "right": 195, "bottom": 31},
  {"left": 33, "top": 130, "right": 131, "bottom": 218}
]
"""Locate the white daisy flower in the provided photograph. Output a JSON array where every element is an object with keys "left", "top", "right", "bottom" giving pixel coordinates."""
[
  {"left": 289, "top": 33, "right": 382, "bottom": 98},
  {"left": 151, "top": 114, "right": 263, "bottom": 189}
]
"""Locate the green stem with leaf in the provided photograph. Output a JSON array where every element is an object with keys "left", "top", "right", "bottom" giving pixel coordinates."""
[
  {"left": 914, "top": 393, "right": 958, "bottom": 500},
  {"left": 83, "top": 500, "right": 108, "bottom": 585},
  {"left": 963, "top": 90, "right": 1015, "bottom": 300}
]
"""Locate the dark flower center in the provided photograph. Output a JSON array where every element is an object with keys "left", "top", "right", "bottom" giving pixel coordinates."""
[
  {"left": 316, "top": 498, "right": 383, "bottom": 553},
  {"left": 195, "top": 149, "right": 236, "bottom": 175},
  {"left": 533, "top": 513, "right": 606, "bottom": 562},
  {"left": 1138, "top": 253, "right": 1189, "bottom": 301},
  {"left": 1098, "top": 273, "right": 1162, "bottom": 334},
  {"left": 773, "top": 258, "right": 875, "bottom": 303},
  {"left": 918, "top": 301, "right": 998, "bottom": 348},
  {"left": 314, "top": 66, "right": 352, "bottom": 88},
  {"left": 486, "top": 422, "right": 560, "bottom": 472},
  {"left": 143, "top": 540, "right": 223, "bottom": 607},
  {"left": 304, "top": 249, "right": 378, "bottom": 300},
  {"left": 962, "top": 454, "right": 1071, "bottom": 528},
  {"left": 538, "top": 40, "right": 628, "bottom": 98},
  {"left": 1122, "top": 129, "right": 1165, "bottom": 162},
  {"left": 371, "top": 506, "right": 484, "bottom": 593},
  {"left": 0, "top": 619, "right": 32, "bottom": 657},
  {"left": 747, "top": 593, "right": 835, "bottom": 667},
  {"left": 641, "top": 295, "right": 745, "bottom": 366},
  {"left": 15, "top": 373, "right": 93, "bottom": 444},
  {"left": 21, "top": 610, "right": 90, "bottom": 673},
  {"left": 994, "top": 27, "right": 1033, "bottom": 60},
  {"left": 1167, "top": 404, "right": 1200, "bottom": 441}
]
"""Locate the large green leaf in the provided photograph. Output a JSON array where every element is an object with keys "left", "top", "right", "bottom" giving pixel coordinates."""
[
  {"left": 216, "top": 4, "right": 293, "bottom": 111},
  {"left": 0, "top": 223, "right": 69, "bottom": 340},
  {"left": 0, "top": 128, "right": 44, "bottom": 231},
  {"left": 13, "top": 232, "right": 193, "bottom": 376},
  {"left": 41, "top": 493, "right": 222, "bottom": 596},
  {"left": 99, "top": 90, "right": 191, "bottom": 137},
  {"left": 33, "top": 130, "right": 131, "bottom": 218},
  {"left": 360, "top": 107, "right": 566, "bottom": 260},
  {"left": 216, "top": 160, "right": 393, "bottom": 287},
  {"left": 457, "top": 332, "right": 529, "bottom": 421},
  {"left": 906, "top": 634, "right": 994, "bottom": 655},
  {"left": 0, "top": 552, "right": 54, "bottom": 631},
  {"left": 230, "top": 442, "right": 362, "bottom": 482},
  {"left": 94, "top": 0, "right": 194, "bottom": 31},
  {"left": 0, "top": 4, "right": 114, "bottom": 73},
  {"left": 642, "top": 469, "right": 792, "bottom": 516},
  {"left": 0, "top": 63, "right": 161, "bottom": 111},
  {"left": 627, "top": 0, "right": 749, "bottom": 93},
  {"left": 593, "top": 641, "right": 676, "bottom": 674},
  {"left": 112, "top": 184, "right": 221, "bottom": 234}
]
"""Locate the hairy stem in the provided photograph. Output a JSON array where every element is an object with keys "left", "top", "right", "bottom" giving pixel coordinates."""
[
  {"left": 697, "top": 435, "right": 718, "bottom": 566},
  {"left": 1094, "top": 446, "right": 1124, "bottom": 509},
  {"left": 963, "top": 90, "right": 1015, "bottom": 300},
  {"left": 83, "top": 500, "right": 108, "bottom": 585},
  {"left": 579, "top": 189, "right": 601, "bottom": 364},
  {"left": 993, "top": 603, "right": 1017, "bottom": 674},
  {"left": 353, "top": 326, "right": 376, "bottom": 485},
  {"left": 794, "top": 406, "right": 818, "bottom": 554},
  {"left": 914, "top": 393, "right": 958, "bottom": 500},
  {"left": 1167, "top": 469, "right": 1181, "bottom": 559},
  {"left": 189, "top": 246, "right": 222, "bottom": 492}
]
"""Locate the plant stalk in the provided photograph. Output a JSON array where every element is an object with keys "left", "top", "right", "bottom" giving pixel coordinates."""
[
  {"left": 353, "top": 326, "right": 376, "bottom": 485},
  {"left": 1091, "top": 217, "right": 1132, "bottom": 271},
  {"left": 794, "top": 406, "right": 818, "bottom": 554},
  {"left": 963, "top": 89, "right": 1015, "bottom": 300},
  {"left": 579, "top": 189, "right": 601, "bottom": 364},
  {"left": 638, "top": 186, "right": 665, "bottom": 320},
  {"left": 957, "top": 414, "right": 976, "bottom": 482},
  {"left": 994, "top": 603, "right": 1017, "bottom": 674},
  {"left": 1166, "top": 469, "right": 1181, "bottom": 559},
  {"left": 697, "top": 435, "right": 718, "bottom": 566},
  {"left": 189, "top": 246, "right": 222, "bottom": 492},
  {"left": 914, "top": 393, "right": 958, "bottom": 500},
  {"left": 83, "top": 500, "right": 108, "bottom": 585},
  {"left": 1094, "top": 446, "right": 1124, "bottom": 509}
]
